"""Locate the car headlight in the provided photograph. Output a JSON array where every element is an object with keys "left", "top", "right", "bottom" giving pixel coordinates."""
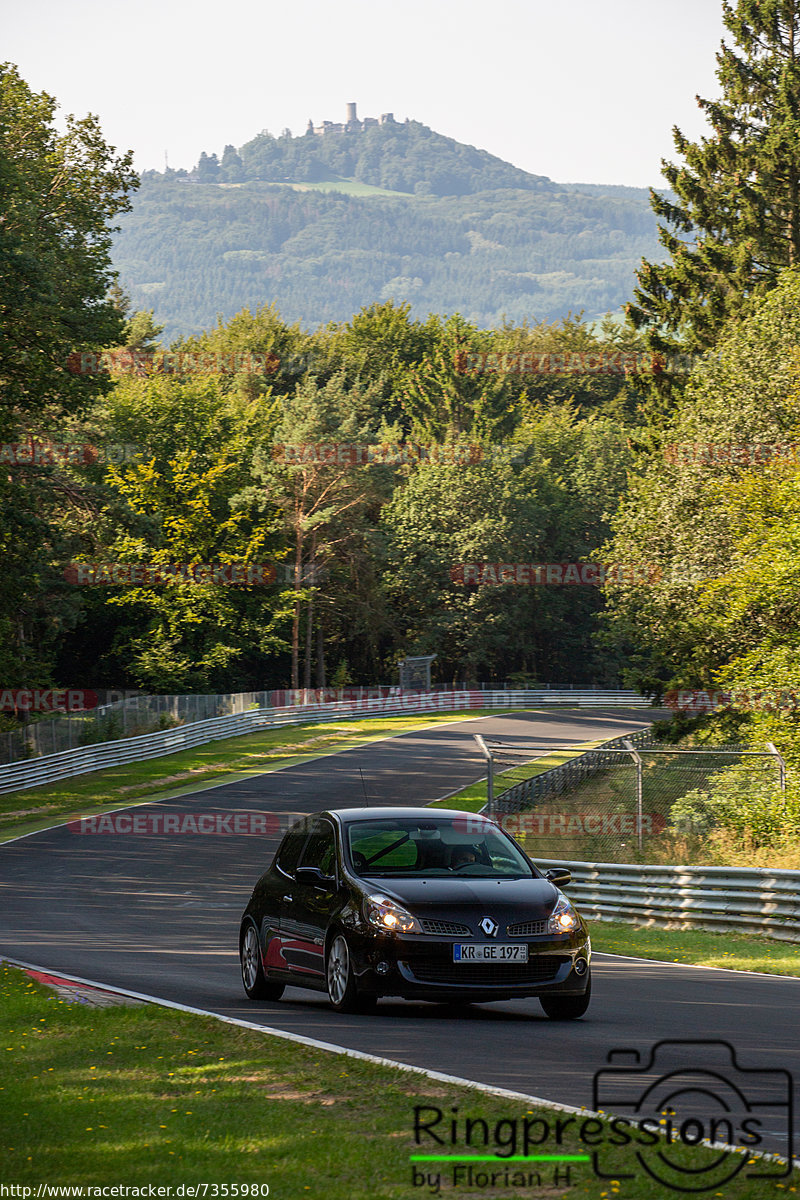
[
  {"left": 365, "top": 894, "right": 422, "bottom": 934},
  {"left": 547, "top": 892, "right": 580, "bottom": 934}
]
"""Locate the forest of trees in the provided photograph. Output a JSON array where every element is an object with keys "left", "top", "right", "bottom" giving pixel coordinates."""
[
  {"left": 5, "top": 0, "right": 800, "bottom": 856},
  {"left": 1, "top": 287, "right": 650, "bottom": 697}
]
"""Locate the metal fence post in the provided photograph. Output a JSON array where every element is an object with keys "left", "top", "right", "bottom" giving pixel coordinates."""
[
  {"left": 623, "top": 739, "right": 644, "bottom": 852},
  {"left": 766, "top": 742, "right": 786, "bottom": 794}
]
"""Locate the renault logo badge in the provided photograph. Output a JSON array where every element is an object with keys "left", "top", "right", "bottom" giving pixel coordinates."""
[{"left": 480, "top": 917, "right": 499, "bottom": 937}]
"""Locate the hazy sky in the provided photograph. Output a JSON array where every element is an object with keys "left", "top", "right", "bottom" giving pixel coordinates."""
[{"left": 5, "top": 0, "right": 728, "bottom": 188}]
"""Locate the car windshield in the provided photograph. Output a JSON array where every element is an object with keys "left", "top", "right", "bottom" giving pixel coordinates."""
[{"left": 346, "top": 818, "right": 535, "bottom": 878}]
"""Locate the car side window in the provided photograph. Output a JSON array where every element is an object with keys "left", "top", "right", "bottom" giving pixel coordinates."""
[
  {"left": 299, "top": 820, "right": 337, "bottom": 876},
  {"left": 275, "top": 824, "right": 309, "bottom": 878}
]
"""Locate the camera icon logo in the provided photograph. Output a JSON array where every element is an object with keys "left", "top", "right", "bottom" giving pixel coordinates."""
[{"left": 592, "top": 1039, "right": 793, "bottom": 1193}]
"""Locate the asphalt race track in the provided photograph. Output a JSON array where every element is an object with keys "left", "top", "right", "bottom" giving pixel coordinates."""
[{"left": 1, "top": 707, "right": 798, "bottom": 1158}]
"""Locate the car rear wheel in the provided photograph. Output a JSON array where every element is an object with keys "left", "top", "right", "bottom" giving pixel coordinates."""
[
  {"left": 240, "top": 923, "right": 285, "bottom": 1001},
  {"left": 540, "top": 971, "right": 591, "bottom": 1020},
  {"left": 326, "top": 933, "right": 376, "bottom": 1013}
]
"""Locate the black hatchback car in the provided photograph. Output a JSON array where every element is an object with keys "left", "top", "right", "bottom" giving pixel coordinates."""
[{"left": 239, "top": 806, "right": 591, "bottom": 1018}]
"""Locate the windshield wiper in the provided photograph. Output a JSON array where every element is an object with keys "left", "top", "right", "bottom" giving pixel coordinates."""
[{"left": 363, "top": 832, "right": 411, "bottom": 867}]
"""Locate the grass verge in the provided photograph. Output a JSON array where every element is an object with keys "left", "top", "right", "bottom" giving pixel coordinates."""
[
  {"left": 591, "top": 919, "right": 800, "bottom": 977},
  {"left": 0, "top": 710, "right": 515, "bottom": 843},
  {"left": 1, "top": 963, "right": 794, "bottom": 1198}
]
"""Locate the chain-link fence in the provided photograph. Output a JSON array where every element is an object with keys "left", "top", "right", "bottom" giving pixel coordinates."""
[
  {"left": 0, "top": 692, "right": 271, "bottom": 764},
  {"left": 480, "top": 736, "right": 786, "bottom": 864},
  {"left": 0, "top": 688, "right": 424, "bottom": 763}
]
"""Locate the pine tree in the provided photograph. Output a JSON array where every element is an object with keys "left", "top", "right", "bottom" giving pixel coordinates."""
[{"left": 628, "top": 0, "right": 800, "bottom": 353}]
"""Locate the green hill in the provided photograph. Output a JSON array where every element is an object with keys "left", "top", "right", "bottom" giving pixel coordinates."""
[
  {"left": 112, "top": 120, "right": 662, "bottom": 339},
  {"left": 234, "top": 119, "right": 554, "bottom": 195}
]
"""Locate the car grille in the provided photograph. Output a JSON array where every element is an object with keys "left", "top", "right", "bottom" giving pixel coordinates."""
[
  {"left": 420, "top": 918, "right": 472, "bottom": 936},
  {"left": 506, "top": 919, "right": 548, "bottom": 937},
  {"left": 410, "top": 957, "right": 569, "bottom": 986}
]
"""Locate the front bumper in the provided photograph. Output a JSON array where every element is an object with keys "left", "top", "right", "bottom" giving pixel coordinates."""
[{"left": 350, "top": 929, "right": 591, "bottom": 1001}]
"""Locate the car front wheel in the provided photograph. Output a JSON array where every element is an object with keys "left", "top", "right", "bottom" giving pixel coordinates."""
[
  {"left": 540, "top": 971, "right": 591, "bottom": 1020},
  {"left": 326, "top": 933, "right": 376, "bottom": 1013},
  {"left": 240, "top": 923, "right": 285, "bottom": 1001}
]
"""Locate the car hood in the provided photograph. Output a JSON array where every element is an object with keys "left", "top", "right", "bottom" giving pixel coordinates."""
[{"left": 363, "top": 875, "right": 561, "bottom": 922}]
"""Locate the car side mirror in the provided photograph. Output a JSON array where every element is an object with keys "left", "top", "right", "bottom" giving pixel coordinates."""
[
  {"left": 544, "top": 868, "right": 572, "bottom": 887},
  {"left": 295, "top": 865, "right": 337, "bottom": 889}
]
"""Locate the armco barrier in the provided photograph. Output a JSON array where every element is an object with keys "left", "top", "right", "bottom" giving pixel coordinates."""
[
  {"left": 537, "top": 858, "right": 800, "bottom": 942},
  {"left": 0, "top": 690, "right": 650, "bottom": 795},
  {"left": 0, "top": 692, "right": 472, "bottom": 796},
  {"left": 518, "top": 690, "right": 648, "bottom": 706}
]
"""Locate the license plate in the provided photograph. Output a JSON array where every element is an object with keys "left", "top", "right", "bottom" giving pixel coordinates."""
[{"left": 453, "top": 943, "right": 529, "bottom": 962}]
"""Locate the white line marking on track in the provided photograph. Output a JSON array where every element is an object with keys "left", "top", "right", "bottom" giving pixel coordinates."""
[
  {"left": 1, "top": 953, "right": 591, "bottom": 1115},
  {"left": 595, "top": 949, "right": 800, "bottom": 980}
]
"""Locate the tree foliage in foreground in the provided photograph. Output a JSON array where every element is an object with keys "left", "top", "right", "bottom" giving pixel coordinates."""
[
  {"left": 0, "top": 63, "right": 137, "bottom": 691},
  {"left": 602, "top": 269, "right": 800, "bottom": 713},
  {"left": 0, "top": 62, "right": 137, "bottom": 428},
  {"left": 629, "top": 0, "right": 800, "bottom": 354}
]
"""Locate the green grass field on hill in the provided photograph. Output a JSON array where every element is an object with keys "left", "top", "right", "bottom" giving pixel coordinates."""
[{"left": 279, "top": 178, "right": 414, "bottom": 198}]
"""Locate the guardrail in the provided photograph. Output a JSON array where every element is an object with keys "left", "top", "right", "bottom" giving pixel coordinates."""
[
  {"left": 0, "top": 689, "right": 652, "bottom": 795},
  {"left": 518, "top": 690, "right": 649, "bottom": 706},
  {"left": 0, "top": 692, "right": 469, "bottom": 796},
  {"left": 537, "top": 858, "right": 800, "bottom": 942}
]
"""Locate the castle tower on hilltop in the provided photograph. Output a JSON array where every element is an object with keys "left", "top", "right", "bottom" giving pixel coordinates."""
[
  {"left": 311, "top": 103, "right": 393, "bottom": 135},
  {"left": 345, "top": 101, "right": 361, "bottom": 132}
]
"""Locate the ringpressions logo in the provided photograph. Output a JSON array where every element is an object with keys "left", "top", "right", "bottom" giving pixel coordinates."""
[
  {"left": 592, "top": 1039, "right": 793, "bottom": 1192},
  {"left": 410, "top": 1104, "right": 590, "bottom": 1193},
  {"left": 408, "top": 1040, "right": 793, "bottom": 1194}
]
